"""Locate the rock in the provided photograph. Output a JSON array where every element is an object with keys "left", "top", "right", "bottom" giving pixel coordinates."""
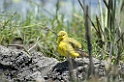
[
  {"left": 45, "top": 58, "right": 107, "bottom": 82},
  {"left": 0, "top": 45, "right": 124, "bottom": 82},
  {"left": 45, "top": 57, "right": 124, "bottom": 82},
  {"left": 0, "top": 45, "right": 58, "bottom": 82}
]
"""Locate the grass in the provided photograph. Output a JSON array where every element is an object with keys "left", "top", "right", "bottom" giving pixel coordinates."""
[
  {"left": 0, "top": 0, "right": 124, "bottom": 82},
  {"left": 0, "top": 0, "right": 87, "bottom": 60}
]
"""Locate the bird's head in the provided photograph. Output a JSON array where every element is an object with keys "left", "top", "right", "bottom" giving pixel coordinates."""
[{"left": 58, "top": 31, "right": 68, "bottom": 40}]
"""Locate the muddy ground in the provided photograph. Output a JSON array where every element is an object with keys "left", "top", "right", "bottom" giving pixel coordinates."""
[{"left": 0, "top": 45, "right": 124, "bottom": 82}]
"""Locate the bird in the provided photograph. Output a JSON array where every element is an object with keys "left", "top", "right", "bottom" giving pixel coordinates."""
[{"left": 57, "top": 31, "right": 88, "bottom": 58}]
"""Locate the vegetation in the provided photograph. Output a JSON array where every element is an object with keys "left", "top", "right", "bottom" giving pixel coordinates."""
[{"left": 0, "top": 0, "right": 124, "bottom": 81}]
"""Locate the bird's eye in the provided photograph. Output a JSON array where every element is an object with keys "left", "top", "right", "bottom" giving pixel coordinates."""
[{"left": 62, "top": 34, "right": 64, "bottom": 36}]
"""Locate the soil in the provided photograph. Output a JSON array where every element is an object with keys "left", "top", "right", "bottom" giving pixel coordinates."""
[{"left": 0, "top": 45, "right": 124, "bottom": 82}]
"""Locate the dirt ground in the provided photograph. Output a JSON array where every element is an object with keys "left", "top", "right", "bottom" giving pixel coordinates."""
[{"left": 0, "top": 45, "right": 124, "bottom": 82}]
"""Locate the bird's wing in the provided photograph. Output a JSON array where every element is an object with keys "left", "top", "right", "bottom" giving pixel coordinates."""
[
  {"left": 65, "top": 38, "right": 89, "bottom": 57},
  {"left": 65, "top": 38, "right": 82, "bottom": 49}
]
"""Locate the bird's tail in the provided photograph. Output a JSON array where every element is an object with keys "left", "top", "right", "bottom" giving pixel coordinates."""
[{"left": 76, "top": 49, "right": 89, "bottom": 57}]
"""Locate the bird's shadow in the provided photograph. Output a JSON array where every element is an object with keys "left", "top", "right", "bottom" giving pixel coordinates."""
[{"left": 52, "top": 58, "right": 88, "bottom": 73}]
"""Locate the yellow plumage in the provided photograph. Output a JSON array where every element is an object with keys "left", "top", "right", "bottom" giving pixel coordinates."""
[{"left": 57, "top": 31, "right": 88, "bottom": 58}]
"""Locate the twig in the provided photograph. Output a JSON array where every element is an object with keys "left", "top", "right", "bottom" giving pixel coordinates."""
[
  {"left": 77, "top": 0, "right": 95, "bottom": 79},
  {"left": 85, "top": 6, "right": 95, "bottom": 79},
  {"left": 103, "top": 0, "right": 109, "bottom": 9},
  {"left": 77, "top": 0, "right": 84, "bottom": 11},
  {"left": 77, "top": 0, "right": 98, "bottom": 33},
  {"left": 120, "top": 0, "right": 124, "bottom": 11},
  {"left": 44, "top": 27, "right": 58, "bottom": 36},
  {"left": 116, "top": 32, "right": 124, "bottom": 43},
  {"left": 28, "top": 37, "right": 40, "bottom": 52},
  {"left": 28, "top": 43, "right": 37, "bottom": 52}
]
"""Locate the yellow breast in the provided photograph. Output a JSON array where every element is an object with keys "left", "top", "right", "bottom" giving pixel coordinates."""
[
  {"left": 58, "top": 42, "right": 67, "bottom": 57},
  {"left": 58, "top": 41, "right": 80, "bottom": 57}
]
